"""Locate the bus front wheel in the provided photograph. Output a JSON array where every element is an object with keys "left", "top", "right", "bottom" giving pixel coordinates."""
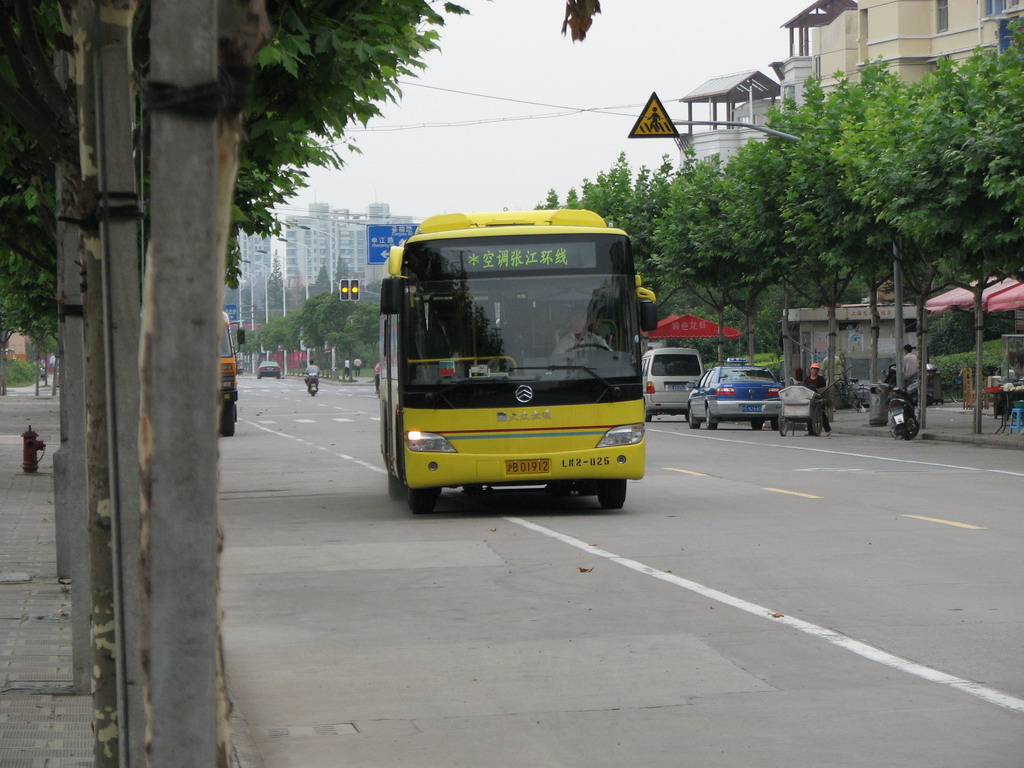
[
  {"left": 597, "top": 479, "right": 627, "bottom": 510},
  {"left": 408, "top": 486, "right": 441, "bottom": 514}
]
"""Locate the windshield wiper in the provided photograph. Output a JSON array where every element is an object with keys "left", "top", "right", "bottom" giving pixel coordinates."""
[
  {"left": 422, "top": 377, "right": 482, "bottom": 408},
  {"left": 510, "top": 365, "right": 622, "bottom": 402},
  {"left": 417, "top": 366, "right": 625, "bottom": 407}
]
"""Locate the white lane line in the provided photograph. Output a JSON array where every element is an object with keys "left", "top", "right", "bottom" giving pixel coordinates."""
[
  {"left": 332, "top": 418, "right": 354, "bottom": 422},
  {"left": 244, "top": 421, "right": 386, "bottom": 474},
  {"left": 902, "top": 514, "right": 986, "bottom": 530},
  {"left": 648, "top": 428, "right": 1024, "bottom": 477},
  {"left": 505, "top": 515, "right": 1024, "bottom": 716}
]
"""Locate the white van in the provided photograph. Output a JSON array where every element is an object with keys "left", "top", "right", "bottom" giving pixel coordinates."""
[{"left": 641, "top": 347, "right": 704, "bottom": 421}]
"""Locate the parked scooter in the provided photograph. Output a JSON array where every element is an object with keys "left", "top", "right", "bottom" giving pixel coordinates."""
[
  {"left": 887, "top": 378, "right": 919, "bottom": 440},
  {"left": 305, "top": 374, "right": 319, "bottom": 397}
]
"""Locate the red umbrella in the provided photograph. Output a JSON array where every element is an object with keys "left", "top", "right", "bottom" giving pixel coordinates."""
[{"left": 646, "top": 313, "right": 742, "bottom": 339}]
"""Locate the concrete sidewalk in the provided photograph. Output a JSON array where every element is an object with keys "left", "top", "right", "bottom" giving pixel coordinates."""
[
  {"left": 829, "top": 398, "right": 1024, "bottom": 450},
  {"left": 0, "top": 387, "right": 91, "bottom": 766},
  {"left": 0, "top": 386, "right": 1017, "bottom": 766}
]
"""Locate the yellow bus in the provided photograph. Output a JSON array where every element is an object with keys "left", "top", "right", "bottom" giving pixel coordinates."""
[{"left": 378, "top": 209, "right": 658, "bottom": 513}]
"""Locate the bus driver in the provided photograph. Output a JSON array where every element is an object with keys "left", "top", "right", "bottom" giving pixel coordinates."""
[{"left": 552, "top": 307, "right": 611, "bottom": 355}]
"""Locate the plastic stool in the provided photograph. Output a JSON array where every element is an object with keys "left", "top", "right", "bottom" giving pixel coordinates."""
[{"left": 1008, "top": 405, "right": 1024, "bottom": 434}]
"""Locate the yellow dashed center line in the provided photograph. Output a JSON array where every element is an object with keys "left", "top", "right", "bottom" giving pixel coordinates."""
[
  {"left": 902, "top": 514, "right": 986, "bottom": 530},
  {"left": 764, "top": 487, "right": 822, "bottom": 499},
  {"left": 664, "top": 467, "right": 708, "bottom": 477}
]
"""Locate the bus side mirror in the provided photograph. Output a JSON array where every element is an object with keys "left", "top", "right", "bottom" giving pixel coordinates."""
[
  {"left": 380, "top": 278, "right": 404, "bottom": 315},
  {"left": 640, "top": 302, "right": 658, "bottom": 332},
  {"left": 237, "top": 328, "right": 246, "bottom": 345}
]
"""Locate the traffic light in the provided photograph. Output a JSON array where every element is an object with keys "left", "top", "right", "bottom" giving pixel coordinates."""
[
  {"left": 350, "top": 279, "right": 360, "bottom": 301},
  {"left": 339, "top": 279, "right": 351, "bottom": 300}
]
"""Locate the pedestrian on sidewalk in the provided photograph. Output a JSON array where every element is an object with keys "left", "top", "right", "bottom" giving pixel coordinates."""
[
  {"left": 343, "top": 359, "right": 352, "bottom": 381},
  {"left": 353, "top": 358, "right": 362, "bottom": 377},
  {"left": 902, "top": 344, "right": 918, "bottom": 381}
]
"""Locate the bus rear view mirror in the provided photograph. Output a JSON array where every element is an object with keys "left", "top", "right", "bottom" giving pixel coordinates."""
[
  {"left": 380, "top": 278, "right": 404, "bottom": 314},
  {"left": 640, "top": 301, "right": 658, "bottom": 332}
]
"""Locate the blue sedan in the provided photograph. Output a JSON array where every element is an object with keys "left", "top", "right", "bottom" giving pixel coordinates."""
[{"left": 686, "top": 360, "right": 781, "bottom": 430}]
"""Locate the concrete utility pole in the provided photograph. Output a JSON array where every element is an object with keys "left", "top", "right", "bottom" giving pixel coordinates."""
[
  {"left": 143, "top": 2, "right": 224, "bottom": 766},
  {"left": 73, "top": 3, "right": 143, "bottom": 764},
  {"left": 51, "top": 45, "right": 91, "bottom": 698},
  {"left": 92, "top": 5, "right": 145, "bottom": 763}
]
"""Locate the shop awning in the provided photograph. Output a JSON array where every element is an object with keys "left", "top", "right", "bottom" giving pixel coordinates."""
[
  {"left": 924, "top": 278, "right": 1023, "bottom": 314},
  {"left": 984, "top": 281, "right": 1024, "bottom": 312},
  {"left": 646, "top": 313, "right": 742, "bottom": 339}
]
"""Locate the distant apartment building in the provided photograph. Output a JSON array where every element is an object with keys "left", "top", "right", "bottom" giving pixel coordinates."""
[
  {"left": 232, "top": 202, "right": 416, "bottom": 325},
  {"left": 682, "top": 0, "right": 1022, "bottom": 163},
  {"left": 281, "top": 202, "right": 415, "bottom": 291}
]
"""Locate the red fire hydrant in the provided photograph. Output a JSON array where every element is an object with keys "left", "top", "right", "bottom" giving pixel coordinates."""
[{"left": 21, "top": 426, "right": 46, "bottom": 473}]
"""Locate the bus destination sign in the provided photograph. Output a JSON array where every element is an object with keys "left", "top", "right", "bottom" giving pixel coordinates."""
[{"left": 445, "top": 244, "right": 597, "bottom": 273}]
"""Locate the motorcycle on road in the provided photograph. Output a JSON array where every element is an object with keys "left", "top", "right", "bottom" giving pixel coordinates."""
[{"left": 305, "top": 375, "right": 319, "bottom": 397}]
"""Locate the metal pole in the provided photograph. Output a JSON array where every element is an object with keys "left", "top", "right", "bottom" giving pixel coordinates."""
[
  {"left": 893, "top": 242, "right": 905, "bottom": 390},
  {"left": 95, "top": 15, "right": 145, "bottom": 763},
  {"left": 671, "top": 119, "right": 802, "bottom": 142}
]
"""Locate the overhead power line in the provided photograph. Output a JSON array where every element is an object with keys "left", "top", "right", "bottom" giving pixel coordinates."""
[{"left": 333, "top": 81, "right": 677, "bottom": 138}]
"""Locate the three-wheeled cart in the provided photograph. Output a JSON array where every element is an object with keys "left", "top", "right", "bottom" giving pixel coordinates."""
[{"left": 778, "top": 385, "right": 825, "bottom": 436}]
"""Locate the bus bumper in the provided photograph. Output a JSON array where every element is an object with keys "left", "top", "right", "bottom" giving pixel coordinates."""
[{"left": 403, "top": 440, "right": 646, "bottom": 489}]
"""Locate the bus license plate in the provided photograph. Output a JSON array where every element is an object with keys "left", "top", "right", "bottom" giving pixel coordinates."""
[
  {"left": 741, "top": 405, "right": 762, "bottom": 413},
  {"left": 506, "top": 459, "right": 550, "bottom": 475}
]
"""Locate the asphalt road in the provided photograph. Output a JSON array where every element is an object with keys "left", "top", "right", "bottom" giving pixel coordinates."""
[{"left": 219, "top": 375, "right": 1024, "bottom": 768}]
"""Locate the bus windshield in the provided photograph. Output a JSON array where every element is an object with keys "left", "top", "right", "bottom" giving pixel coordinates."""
[{"left": 401, "top": 233, "right": 641, "bottom": 401}]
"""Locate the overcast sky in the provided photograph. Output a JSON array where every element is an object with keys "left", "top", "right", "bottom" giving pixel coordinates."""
[{"left": 276, "top": 0, "right": 814, "bottom": 224}]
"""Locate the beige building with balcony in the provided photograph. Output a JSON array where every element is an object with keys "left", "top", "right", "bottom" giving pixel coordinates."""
[
  {"left": 814, "top": 0, "right": 1024, "bottom": 88},
  {"left": 682, "top": 0, "right": 1024, "bottom": 163}
]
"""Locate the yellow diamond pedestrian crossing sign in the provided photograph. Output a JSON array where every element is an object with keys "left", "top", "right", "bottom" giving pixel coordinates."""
[{"left": 628, "top": 92, "right": 679, "bottom": 139}]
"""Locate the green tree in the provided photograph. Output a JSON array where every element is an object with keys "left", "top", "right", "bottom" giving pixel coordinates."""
[
  {"left": 328, "top": 303, "right": 380, "bottom": 365},
  {"left": 578, "top": 153, "right": 675, "bottom": 297},
  {"left": 266, "top": 258, "right": 285, "bottom": 317},
  {"left": 0, "top": 1, "right": 472, "bottom": 312},
  {"left": 654, "top": 157, "right": 739, "bottom": 364},
  {"left": 256, "top": 313, "right": 303, "bottom": 355},
  {"left": 768, "top": 77, "right": 876, "bottom": 380},
  {"left": 297, "top": 289, "right": 349, "bottom": 350}
]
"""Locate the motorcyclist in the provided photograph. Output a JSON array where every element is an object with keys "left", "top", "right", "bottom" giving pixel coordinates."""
[{"left": 304, "top": 361, "right": 320, "bottom": 389}]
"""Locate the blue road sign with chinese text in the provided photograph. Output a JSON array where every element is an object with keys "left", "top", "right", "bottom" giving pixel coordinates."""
[
  {"left": 367, "top": 224, "right": 419, "bottom": 265},
  {"left": 224, "top": 304, "right": 239, "bottom": 324}
]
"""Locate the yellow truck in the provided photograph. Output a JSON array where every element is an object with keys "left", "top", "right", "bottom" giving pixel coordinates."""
[{"left": 220, "top": 312, "right": 243, "bottom": 436}]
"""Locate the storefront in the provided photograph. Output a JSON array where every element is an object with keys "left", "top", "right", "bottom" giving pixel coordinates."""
[{"left": 785, "top": 304, "right": 916, "bottom": 382}]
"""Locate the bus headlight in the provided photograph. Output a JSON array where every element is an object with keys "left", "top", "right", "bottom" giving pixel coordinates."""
[
  {"left": 597, "top": 423, "right": 644, "bottom": 447},
  {"left": 406, "top": 431, "right": 457, "bottom": 453}
]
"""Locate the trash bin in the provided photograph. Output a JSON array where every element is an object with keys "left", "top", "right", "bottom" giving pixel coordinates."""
[{"left": 869, "top": 383, "right": 889, "bottom": 426}]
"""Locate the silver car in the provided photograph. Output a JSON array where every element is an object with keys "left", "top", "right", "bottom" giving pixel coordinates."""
[{"left": 642, "top": 347, "right": 704, "bottom": 421}]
